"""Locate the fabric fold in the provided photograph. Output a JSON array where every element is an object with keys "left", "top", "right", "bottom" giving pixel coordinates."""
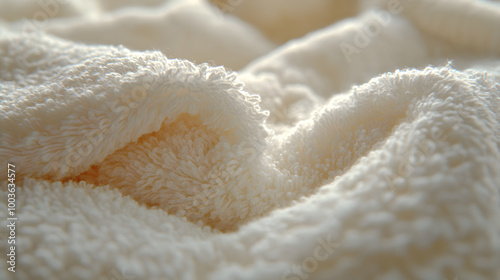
[{"left": 1, "top": 0, "right": 500, "bottom": 279}]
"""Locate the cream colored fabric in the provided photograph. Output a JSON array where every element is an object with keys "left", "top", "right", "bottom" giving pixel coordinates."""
[
  {"left": 1, "top": 0, "right": 500, "bottom": 279},
  {"left": 210, "top": 0, "right": 358, "bottom": 43},
  {"left": 1, "top": 0, "right": 275, "bottom": 70}
]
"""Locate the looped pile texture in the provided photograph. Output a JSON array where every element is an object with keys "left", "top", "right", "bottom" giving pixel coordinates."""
[{"left": 0, "top": 0, "right": 500, "bottom": 279}]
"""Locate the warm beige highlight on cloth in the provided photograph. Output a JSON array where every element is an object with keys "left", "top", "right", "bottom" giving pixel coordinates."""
[{"left": 0, "top": 0, "right": 500, "bottom": 279}]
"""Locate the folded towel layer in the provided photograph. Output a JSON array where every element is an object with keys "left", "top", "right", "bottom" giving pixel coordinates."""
[{"left": 0, "top": 0, "right": 499, "bottom": 279}]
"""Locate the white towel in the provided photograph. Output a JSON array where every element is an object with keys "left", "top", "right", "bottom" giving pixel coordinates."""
[{"left": 1, "top": 0, "right": 500, "bottom": 279}]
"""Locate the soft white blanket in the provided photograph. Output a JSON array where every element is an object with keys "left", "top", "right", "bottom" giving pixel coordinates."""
[{"left": 1, "top": 0, "right": 500, "bottom": 279}]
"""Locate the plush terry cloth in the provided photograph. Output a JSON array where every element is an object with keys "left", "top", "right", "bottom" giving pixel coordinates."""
[{"left": 1, "top": 0, "right": 500, "bottom": 279}]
